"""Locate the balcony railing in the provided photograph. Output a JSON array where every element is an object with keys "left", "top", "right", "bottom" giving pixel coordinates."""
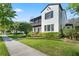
[{"left": 31, "top": 22, "right": 41, "bottom": 26}]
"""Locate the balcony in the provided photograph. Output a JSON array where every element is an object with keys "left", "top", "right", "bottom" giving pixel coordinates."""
[
  {"left": 31, "top": 22, "right": 41, "bottom": 27},
  {"left": 30, "top": 16, "right": 41, "bottom": 27}
]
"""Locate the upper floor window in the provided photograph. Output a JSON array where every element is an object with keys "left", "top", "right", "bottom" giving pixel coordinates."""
[{"left": 45, "top": 11, "right": 53, "bottom": 19}]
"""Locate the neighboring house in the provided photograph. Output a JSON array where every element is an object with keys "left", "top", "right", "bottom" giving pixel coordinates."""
[
  {"left": 65, "top": 17, "right": 79, "bottom": 30},
  {"left": 30, "top": 3, "right": 67, "bottom": 32},
  {"left": 64, "top": 24, "right": 73, "bottom": 29}
]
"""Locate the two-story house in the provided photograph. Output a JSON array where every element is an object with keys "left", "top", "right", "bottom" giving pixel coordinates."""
[{"left": 30, "top": 3, "right": 67, "bottom": 32}]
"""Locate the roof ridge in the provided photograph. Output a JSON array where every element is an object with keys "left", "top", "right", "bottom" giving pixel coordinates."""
[{"left": 41, "top": 3, "right": 63, "bottom": 13}]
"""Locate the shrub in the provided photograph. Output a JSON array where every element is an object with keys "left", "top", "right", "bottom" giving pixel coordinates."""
[
  {"left": 27, "top": 32, "right": 32, "bottom": 37},
  {"left": 27, "top": 32, "right": 60, "bottom": 40},
  {"left": 75, "top": 32, "right": 79, "bottom": 40},
  {"left": 63, "top": 28, "right": 79, "bottom": 40},
  {"left": 63, "top": 29, "right": 73, "bottom": 39},
  {"left": 27, "top": 32, "right": 39, "bottom": 37},
  {"left": 41, "top": 32, "right": 60, "bottom": 39}
]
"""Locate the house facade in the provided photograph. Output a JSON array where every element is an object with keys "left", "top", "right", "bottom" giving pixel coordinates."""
[{"left": 30, "top": 4, "right": 67, "bottom": 32}]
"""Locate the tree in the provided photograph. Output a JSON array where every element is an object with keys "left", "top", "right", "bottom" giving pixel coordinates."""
[
  {"left": 0, "top": 3, "right": 16, "bottom": 34},
  {"left": 68, "top": 3, "right": 79, "bottom": 15},
  {"left": 18, "top": 22, "right": 32, "bottom": 35},
  {"left": 13, "top": 22, "right": 20, "bottom": 34},
  {"left": 7, "top": 22, "right": 21, "bottom": 34},
  {"left": 65, "top": 3, "right": 79, "bottom": 40}
]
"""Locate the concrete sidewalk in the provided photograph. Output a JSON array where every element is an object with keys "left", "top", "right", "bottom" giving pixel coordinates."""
[{"left": 3, "top": 36, "right": 47, "bottom": 56}]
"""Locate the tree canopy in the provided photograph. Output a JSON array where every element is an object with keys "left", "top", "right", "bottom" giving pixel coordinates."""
[
  {"left": 68, "top": 3, "right": 79, "bottom": 15},
  {"left": 18, "top": 22, "right": 32, "bottom": 35},
  {"left": 0, "top": 3, "right": 16, "bottom": 33}
]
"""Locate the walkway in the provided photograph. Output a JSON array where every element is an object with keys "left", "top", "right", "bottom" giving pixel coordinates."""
[{"left": 3, "top": 36, "right": 47, "bottom": 56}]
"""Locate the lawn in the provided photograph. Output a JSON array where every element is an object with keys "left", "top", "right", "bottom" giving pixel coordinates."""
[
  {"left": 19, "top": 38, "right": 79, "bottom": 56},
  {"left": 8, "top": 34, "right": 26, "bottom": 39},
  {"left": 0, "top": 37, "right": 9, "bottom": 56}
]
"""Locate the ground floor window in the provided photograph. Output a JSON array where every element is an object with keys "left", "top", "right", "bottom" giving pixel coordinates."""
[
  {"left": 44, "top": 25, "right": 46, "bottom": 31},
  {"left": 34, "top": 28, "right": 36, "bottom": 32},
  {"left": 51, "top": 24, "right": 54, "bottom": 31},
  {"left": 38, "top": 28, "right": 39, "bottom": 32},
  {"left": 33, "top": 27, "right": 41, "bottom": 32},
  {"left": 44, "top": 24, "right": 54, "bottom": 31},
  {"left": 47, "top": 25, "right": 50, "bottom": 31}
]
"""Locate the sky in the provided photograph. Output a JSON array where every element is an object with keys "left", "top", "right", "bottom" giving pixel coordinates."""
[{"left": 12, "top": 3, "right": 79, "bottom": 22}]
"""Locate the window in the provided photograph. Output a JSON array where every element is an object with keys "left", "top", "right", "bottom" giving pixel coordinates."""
[
  {"left": 51, "top": 24, "right": 54, "bottom": 31},
  {"left": 44, "top": 25, "right": 46, "bottom": 31},
  {"left": 34, "top": 27, "right": 36, "bottom": 32},
  {"left": 44, "top": 24, "right": 54, "bottom": 31},
  {"left": 37, "top": 28, "right": 39, "bottom": 32},
  {"left": 45, "top": 11, "right": 53, "bottom": 19},
  {"left": 47, "top": 25, "right": 50, "bottom": 31}
]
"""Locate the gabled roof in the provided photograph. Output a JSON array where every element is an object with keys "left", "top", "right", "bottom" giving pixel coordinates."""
[{"left": 41, "top": 3, "right": 63, "bottom": 13}]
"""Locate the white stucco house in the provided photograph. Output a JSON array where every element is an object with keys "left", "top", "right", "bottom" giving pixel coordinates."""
[{"left": 30, "top": 3, "right": 67, "bottom": 32}]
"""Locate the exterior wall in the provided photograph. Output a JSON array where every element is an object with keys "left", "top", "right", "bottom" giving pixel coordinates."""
[
  {"left": 61, "top": 10, "right": 67, "bottom": 28},
  {"left": 30, "top": 16, "right": 41, "bottom": 32},
  {"left": 30, "top": 4, "right": 67, "bottom": 33},
  {"left": 59, "top": 8, "right": 66, "bottom": 31},
  {"left": 41, "top": 5, "right": 59, "bottom": 32},
  {"left": 59, "top": 7, "right": 62, "bottom": 31}
]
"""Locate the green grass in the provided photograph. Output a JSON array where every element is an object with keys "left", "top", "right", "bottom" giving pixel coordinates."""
[
  {"left": 0, "top": 37, "right": 9, "bottom": 56},
  {"left": 19, "top": 38, "right": 79, "bottom": 56},
  {"left": 8, "top": 34, "right": 26, "bottom": 39}
]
